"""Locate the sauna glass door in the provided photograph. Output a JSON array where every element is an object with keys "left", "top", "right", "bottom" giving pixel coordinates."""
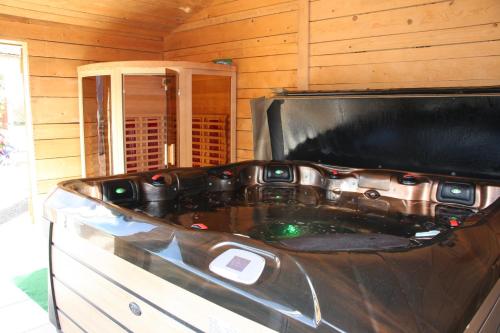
[
  {"left": 122, "top": 73, "right": 177, "bottom": 173},
  {"left": 191, "top": 74, "right": 231, "bottom": 167},
  {"left": 81, "top": 75, "right": 112, "bottom": 177}
]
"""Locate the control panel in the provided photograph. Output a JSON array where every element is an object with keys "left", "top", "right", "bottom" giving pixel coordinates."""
[
  {"left": 209, "top": 249, "right": 266, "bottom": 285},
  {"left": 437, "top": 182, "right": 475, "bottom": 206}
]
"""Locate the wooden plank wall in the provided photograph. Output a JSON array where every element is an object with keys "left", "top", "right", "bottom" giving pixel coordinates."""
[
  {"left": 308, "top": 0, "right": 500, "bottom": 90},
  {"left": 164, "top": 0, "right": 500, "bottom": 161},
  {"left": 163, "top": 0, "right": 299, "bottom": 161},
  {"left": 0, "top": 14, "right": 163, "bottom": 196}
]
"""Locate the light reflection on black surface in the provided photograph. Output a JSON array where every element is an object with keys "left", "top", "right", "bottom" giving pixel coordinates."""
[{"left": 134, "top": 186, "right": 471, "bottom": 247}]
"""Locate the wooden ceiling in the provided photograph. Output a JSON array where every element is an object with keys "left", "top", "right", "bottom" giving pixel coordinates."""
[{"left": 0, "top": 0, "right": 213, "bottom": 39}]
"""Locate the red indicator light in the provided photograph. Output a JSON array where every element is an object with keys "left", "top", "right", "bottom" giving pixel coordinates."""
[
  {"left": 191, "top": 223, "right": 208, "bottom": 230},
  {"left": 449, "top": 218, "right": 460, "bottom": 227},
  {"left": 331, "top": 169, "right": 339, "bottom": 175},
  {"left": 222, "top": 170, "right": 233, "bottom": 176},
  {"left": 151, "top": 174, "right": 162, "bottom": 181}
]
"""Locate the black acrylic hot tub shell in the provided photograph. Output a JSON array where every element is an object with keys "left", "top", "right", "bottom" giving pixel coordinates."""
[
  {"left": 44, "top": 169, "right": 500, "bottom": 333},
  {"left": 46, "top": 88, "right": 500, "bottom": 332}
]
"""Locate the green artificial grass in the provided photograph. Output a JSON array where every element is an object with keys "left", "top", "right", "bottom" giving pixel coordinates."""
[{"left": 13, "top": 268, "right": 48, "bottom": 311}]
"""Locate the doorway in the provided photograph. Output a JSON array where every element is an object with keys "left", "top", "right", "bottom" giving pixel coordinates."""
[
  {"left": 0, "top": 42, "right": 29, "bottom": 225},
  {"left": 122, "top": 73, "right": 177, "bottom": 173},
  {"left": 0, "top": 41, "right": 54, "bottom": 331}
]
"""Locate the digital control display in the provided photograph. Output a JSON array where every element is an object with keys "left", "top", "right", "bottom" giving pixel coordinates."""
[
  {"left": 226, "top": 256, "right": 251, "bottom": 272},
  {"left": 209, "top": 249, "right": 266, "bottom": 285}
]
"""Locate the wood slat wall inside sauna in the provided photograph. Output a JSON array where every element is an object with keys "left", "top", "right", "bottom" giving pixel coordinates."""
[
  {"left": 0, "top": 14, "right": 164, "bottom": 197},
  {"left": 163, "top": 0, "right": 500, "bottom": 161}
]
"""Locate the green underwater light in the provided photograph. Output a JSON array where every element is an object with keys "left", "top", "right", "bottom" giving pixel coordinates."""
[{"left": 283, "top": 224, "right": 300, "bottom": 237}]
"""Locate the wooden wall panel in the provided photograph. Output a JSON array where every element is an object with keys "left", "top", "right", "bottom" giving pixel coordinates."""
[
  {"left": 310, "top": 0, "right": 445, "bottom": 21},
  {"left": 31, "top": 97, "right": 79, "bottom": 124},
  {"left": 29, "top": 57, "right": 89, "bottom": 78},
  {"left": 35, "top": 156, "right": 81, "bottom": 181},
  {"left": 30, "top": 77, "right": 78, "bottom": 98},
  {"left": 28, "top": 40, "right": 160, "bottom": 62},
  {"left": 0, "top": 15, "right": 163, "bottom": 52},
  {"left": 0, "top": 14, "right": 163, "bottom": 196},
  {"left": 164, "top": 0, "right": 299, "bottom": 161},
  {"left": 37, "top": 177, "right": 75, "bottom": 194},
  {"left": 309, "top": 0, "right": 500, "bottom": 89},
  {"left": 310, "top": 0, "right": 500, "bottom": 43},
  {"left": 34, "top": 138, "right": 80, "bottom": 159},
  {"left": 165, "top": 0, "right": 500, "bottom": 162},
  {"left": 164, "top": 34, "right": 297, "bottom": 60},
  {"left": 187, "top": 0, "right": 295, "bottom": 23},
  {"left": 33, "top": 124, "right": 80, "bottom": 140},
  {"left": 166, "top": 11, "right": 297, "bottom": 50},
  {"left": 123, "top": 76, "right": 166, "bottom": 116}
]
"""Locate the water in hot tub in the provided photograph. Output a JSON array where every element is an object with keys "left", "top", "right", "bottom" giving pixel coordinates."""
[{"left": 136, "top": 185, "right": 463, "bottom": 242}]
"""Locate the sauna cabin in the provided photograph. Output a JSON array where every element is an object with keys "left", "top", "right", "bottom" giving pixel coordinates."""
[{"left": 78, "top": 61, "right": 236, "bottom": 175}]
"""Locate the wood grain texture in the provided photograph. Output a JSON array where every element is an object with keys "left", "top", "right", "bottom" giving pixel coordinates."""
[
  {"left": 187, "top": 0, "right": 294, "bottom": 22},
  {"left": 310, "top": 22, "right": 500, "bottom": 56},
  {"left": 310, "top": 0, "right": 500, "bottom": 44},
  {"left": 297, "top": 0, "right": 309, "bottom": 90},
  {"left": 54, "top": 281, "right": 126, "bottom": 333},
  {"left": 165, "top": 11, "right": 297, "bottom": 51},
  {"left": 51, "top": 222, "right": 277, "bottom": 333},
  {"left": 35, "top": 156, "right": 81, "bottom": 180},
  {"left": 237, "top": 148, "right": 254, "bottom": 161},
  {"left": 308, "top": 0, "right": 500, "bottom": 89},
  {"left": 37, "top": 177, "right": 75, "bottom": 194},
  {"left": 0, "top": 0, "right": 212, "bottom": 38},
  {"left": 164, "top": 34, "right": 297, "bottom": 60},
  {"left": 52, "top": 247, "right": 192, "bottom": 333},
  {"left": 310, "top": 0, "right": 449, "bottom": 22},
  {"left": 57, "top": 310, "right": 86, "bottom": 333},
  {"left": 175, "top": 1, "right": 298, "bottom": 33},
  {"left": 33, "top": 123, "right": 80, "bottom": 140},
  {"left": 31, "top": 97, "right": 79, "bottom": 124},
  {"left": 163, "top": 0, "right": 299, "bottom": 161},
  {"left": 0, "top": 14, "right": 163, "bottom": 195},
  {"left": 29, "top": 57, "right": 89, "bottom": 78},
  {"left": 0, "top": 14, "right": 163, "bottom": 51},
  {"left": 163, "top": 0, "right": 500, "bottom": 163},
  {"left": 34, "top": 138, "right": 80, "bottom": 159}
]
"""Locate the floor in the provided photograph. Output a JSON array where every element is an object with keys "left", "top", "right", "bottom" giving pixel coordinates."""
[
  {"left": 0, "top": 214, "right": 57, "bottom": 332},
  {"left": 0, "top": 140, "right": 57, "bottom": 333}
]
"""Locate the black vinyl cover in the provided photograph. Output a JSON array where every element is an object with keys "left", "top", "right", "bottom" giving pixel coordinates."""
[{"left": 251, "top": 89, "right": 500, "bottom": 179}]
